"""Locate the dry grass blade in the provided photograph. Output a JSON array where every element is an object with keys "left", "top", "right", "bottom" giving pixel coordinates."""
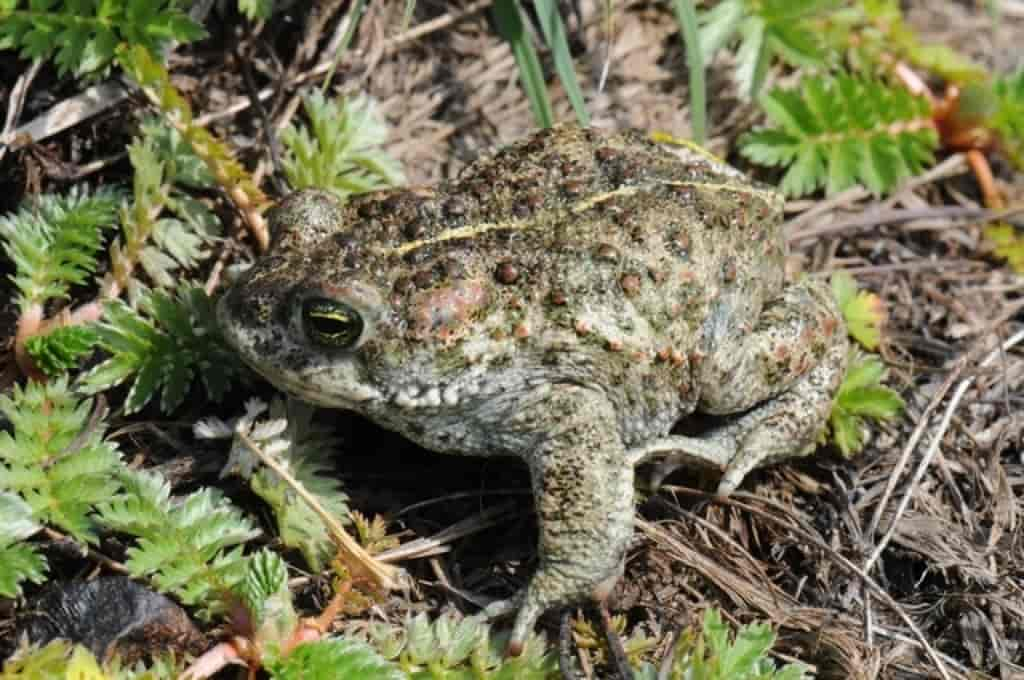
[
  {"left": 865, "top": 328, "right": 1024, "bottom": 570},
  {"left": 236, "top": 429, "right": 407, "bottom": 593}
]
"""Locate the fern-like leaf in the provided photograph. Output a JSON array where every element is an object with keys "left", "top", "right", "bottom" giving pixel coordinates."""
[
  {"left": 367, "top": 611, "right": 557, "bottom": 678},
  {"left": 698, "top": 0, "right": 834, "bottom": 98},
  {"left": 98, "top": 468, "right": 260, "bottom": 616},
  {"left": 24, "top": 325, "right": 100, "bottom": 377},
  {"left": 829, "top": 348, "right": 904, "bottom": 457},
  {"left": 740, "top": 75, "right": 938, "bottom": 196},
  {"left": 197, "top": 399, "right": 350, "bottom": 571},
  {"left": 0, "top": 378, "right": 122, "bottom": 545},
  {"left": 267, "top": 638, "right": 403, "bottom": 680},
  {"left": 113, "top": 133, "right": 220, "bottom": 302},
  {"left": 662, "top": 608, "right": 809, "bottom": 679},
  {"left": 0, "top": 491, "right": 46, "bottom": 597},
  {"left": 280, "top": 92, "right": 404, "bottom": 200},
  {"left": 0, "top": 0, "right": 205, "bottom": 78},
  {"left": 991, "top": 69, "right": 1024, "bottom": 169},
  {"left": 0, "top": 188, "right": 120, "bottom": 311},
  {"left": 79, "top": 286, "right": 241, "bottom": 414}
]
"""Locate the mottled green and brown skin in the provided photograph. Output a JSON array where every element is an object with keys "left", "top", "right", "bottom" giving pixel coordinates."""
[{"left": 217, "top": 125, "right": 848, "bottom": 652}]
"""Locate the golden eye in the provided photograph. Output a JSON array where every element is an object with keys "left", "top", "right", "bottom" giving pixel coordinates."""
[{"left": 302, "top": 298, "right": 364, "bottom": 349}]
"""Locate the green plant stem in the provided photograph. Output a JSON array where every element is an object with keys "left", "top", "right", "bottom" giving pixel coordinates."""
[{"left": 671, "top": 0, "right": 707, "bottom": 144}]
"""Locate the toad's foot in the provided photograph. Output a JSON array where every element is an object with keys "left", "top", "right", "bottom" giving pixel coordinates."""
[{"left": 493, "top": 386, "right": 634, "bottom": 656}]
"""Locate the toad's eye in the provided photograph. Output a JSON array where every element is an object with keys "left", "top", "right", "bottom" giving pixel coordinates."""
[{"left": 302, "top": 298, "right": 364, "bottom": 349}]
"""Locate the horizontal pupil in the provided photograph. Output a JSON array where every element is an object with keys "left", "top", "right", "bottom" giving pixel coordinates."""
[
  {"left": 302, "top": 298, "right": 363, "bottom": 348},
  {"left": 311, "top": 313, "right": 352, "bottom": 332}
]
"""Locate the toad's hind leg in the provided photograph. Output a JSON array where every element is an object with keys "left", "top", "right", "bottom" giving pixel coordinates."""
[
  {"left": 486, "top": 386, "right": 634, "bottom": 656},
  {"left": 645, "top": 278, "right": 848, "bottom": 495}
]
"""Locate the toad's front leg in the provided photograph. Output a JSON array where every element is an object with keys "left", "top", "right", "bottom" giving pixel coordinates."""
[{"left": 487, "top": 385, "right": 634, "bottom": 656}]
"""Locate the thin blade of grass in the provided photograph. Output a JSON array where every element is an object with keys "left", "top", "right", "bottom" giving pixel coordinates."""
[
  {"left": 321, "top": 0, "right": 368, "bottom": 94},
  {"left": 493, "top": 0, "right": 555, "bottom": 128},
  {"left": 534, "top": 0, "right": 589, "bottom": 126},
  {"left": 670, "top": 0, "right": 707, "bottom": 144}
]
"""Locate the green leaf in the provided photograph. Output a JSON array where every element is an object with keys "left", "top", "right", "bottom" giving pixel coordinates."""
[
  {"left": 831, "top": 271, "right": 885, "bottom": 350},
  {"left": 697, "top": 0, "right": 833, "bottom": 99},
  {"left": 663, "top": 608, "right": 809, "bottom": 678},
  {"left": 0, "top": 491, "right": 47, "bottom": 597},
  {"left": 741, "top": 74, "right": 938, "bottom": 197},
  {"left": 79, "top": 286, "right": 242, "bottom": 414},
  {"left": 24, "top": 324, "right": 100, "bottom": 376},
  {"left": 0, "top": 188, "right": 120, "bottom": 311},
  {"left": 266, "top": 638, "right": 403, "bottom": 680},
  {"left": 0, "top": 0, "right": 205, "bottom": 78},
  {"left": 697, "top": 0, "right": 745, "bottom": 62},
  {"left": 492, "top": 0, "right": 554, "bottom": 128},
  {"left": 0, "top": 377, "right": 122, "bottom": 545},
  {"left": 0, "top": 540, "right": 47, "bottom": 598},
  {"left": 829, "top": 349, "right": 905, "bottom": 457},
  {"left": 280, "top": 92, "right": 404, "bottom": 201},
  {"left": 98, "top": 468, "right": 260, "bottom": 617},
  {"left": 839, "top": 386, "right": 904, "bottom": 419},
  {"left": 534, "top": 0, "right": 588, "bottom": 126}
]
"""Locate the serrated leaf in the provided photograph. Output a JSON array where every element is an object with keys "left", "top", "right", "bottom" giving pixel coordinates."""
[
  {"left": 99, "top": 468, "right": 260, "bottom": 618},
  {"left": 0, "top": 378, "right": 122, "bottom": 545},
  {"left": 742, "top": 74, "right": 937, "bottom": 196},
  {"left": 0, "top": 541, "right": 48, "bottom": 597},
  {"left": 281, "top": 92, "right": 403, "bottom": 201},
  {"left": 832, "top": 271, "right": 885, "bottom": 350},
  {"left": 24, "top": 324, "right": 100, "bottom": 376},
  {"left": 829, "top": 349, "right": 904, "bottom": 457},
  {"left": 266, "top": 638, "right": 403, "bottom": 680},
  {"left": 0, "top": 0, "right": 204, "bottom": 78},
  {"left": 78, "top": 288, "right": 241, "bottom": 414},
  {"left": 0, "top": 188, "right": 120, "bottom": 310},
  {"left": 839, "top": 386, "right": 904, "bottom": 419}
]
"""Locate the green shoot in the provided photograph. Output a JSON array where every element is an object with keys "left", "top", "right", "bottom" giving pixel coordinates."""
[
  {"left": 533, "top": 0, "right": 589, "bottom": 126},
  {"left": 280, "top": 92, "right": 404, "bottom": 200},
  {"left": 670, "top": 0, "right": 707, "bottom": 144},
  {"left": 493, "top": 0, "right": 555, "bottom": 128}
]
